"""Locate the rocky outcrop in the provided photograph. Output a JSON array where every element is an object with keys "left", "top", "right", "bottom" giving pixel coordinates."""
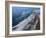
[{"left": 12, "top": 12, "right": 40, "bottom": 31}]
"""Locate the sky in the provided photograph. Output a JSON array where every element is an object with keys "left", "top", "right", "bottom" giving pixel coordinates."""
[{"left": 12, "top": 7, "right": 40, "bottom": 17}]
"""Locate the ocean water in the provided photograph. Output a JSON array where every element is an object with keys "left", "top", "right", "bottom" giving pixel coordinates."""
[{"left": 12, "top": 7, "right": 40, "bottom": 27}]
